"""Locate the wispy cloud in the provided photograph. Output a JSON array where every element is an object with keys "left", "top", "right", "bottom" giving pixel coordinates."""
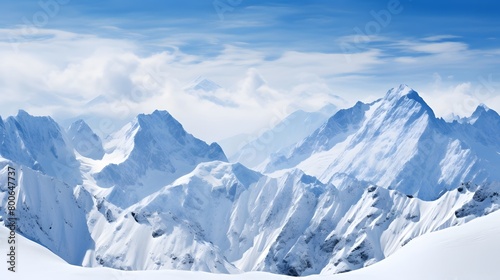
[
  {"left": 397, "top": 41, "right": 469, "bottom": 54},
  {"left": 422, "top": 35, "right": 461, "bottom": 42}
]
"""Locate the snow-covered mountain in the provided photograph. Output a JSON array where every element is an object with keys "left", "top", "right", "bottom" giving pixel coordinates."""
[
  {"left": 1, "top": 85, "right": 500, "bottom": 278},
  {"left": 264, "top": 85, "right": 500, "bottom": 200},
  {"left": 1, "top": 157, "right": 499, "bottom": 276},
  {"left": 229, "top": 104, "right": 337, "bottom": 168},
  {"left": 0, "top": 110, "right": 81, "bottom": 185},
  {"left": 184, "top": 76, "right": 237, "bottom": 107},
  {"left": 86, "top": 162, "right": 500, "bottom": 275},
  {"left": 186, "top": 76, "right": 223, "bottom": 92},
  {"left": 0, "top": 109, "right": 228, "bottom": 265},
  {"left": 94, "top": 110, "right": 227, "bottom": 207},
  {"left": 67, "top": 119, "right": 105, "bottom": 160},
  {"left": 3, "top": 156, "right": 499, "bottom": 275}
]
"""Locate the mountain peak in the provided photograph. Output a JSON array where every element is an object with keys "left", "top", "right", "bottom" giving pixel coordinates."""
[
  {"left": 384, "top": 84, "right": 431, "bottom": 105},
  {"left": 478, "top": 103, "right": 490, "bottom": 110},
  {"left": 67, "top": 119, "right": 105, "bottom": 160},
  {"left": 0, "top": 110, "right": 81, "bottom": 185},
  {"left": 17, "top": 109, "right": 30, "bottom": 116},
  {"left": 136, "top": 110, "right": 187, "bottom": 140},
  {"left": 16, "top": 109, "right": 44, "bottom": 120},
  {"left": 468, "top": 103, "right": 500, "bottom": 126},
  {"left": 137, "top": 109, "right": 172, "bottom": 121},
  {"left": 471, "top": 104, "right": 491, "bottom": 116},
  {"left": 382, "top": 84, "right": 436, "bottom": 119},
  {"left": 96, "top": 110, "right": 227, "bottom": 207},
  {"left": 384, "top": 84, "right": 417, "bottom": 100},
  {"left": 186, "top": 76, "right": 222, "bottom": 92}
]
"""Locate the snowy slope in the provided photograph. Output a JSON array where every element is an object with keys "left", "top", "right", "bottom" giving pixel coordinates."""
[
  {"left": 265, "top": 85, "right": 500, "bottom": 200},
  {"left": 0, "top": 159, "right": 93, "bottom": 265},
  {"left": 331, "top": 206, "right": 500, "bottom": 280},
  {"left": 230, "top": 104, "right": 337, "bottom": 168},
  {"left": 2, "top": 209, "right": 500, "bottom": 279}
]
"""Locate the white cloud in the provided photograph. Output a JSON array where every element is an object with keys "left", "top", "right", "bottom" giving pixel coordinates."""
[
  {"left": 422, "top": 35, "right": 461, "bottom": 42},
  {"left": 413, "top": 42, "right": 468, "bottom": 54},
  {"left": 337, "top": 34, "right": 388, "bottom": 46},
  {"left": 397, "top": 41, "right": 468, "bottom": 54},
  {"left": 420, "top": 77, "right": 500, "bottom": 120}
]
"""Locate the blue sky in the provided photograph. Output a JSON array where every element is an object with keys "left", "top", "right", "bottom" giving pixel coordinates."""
[
  {"left": 0, "top": 0, "right": 499, "bottom": 141},
  {"left": 4, "top": 1, "right": 498, "bottom": 51}
]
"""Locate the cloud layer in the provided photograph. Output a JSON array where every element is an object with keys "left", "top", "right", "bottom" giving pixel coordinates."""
[{"left": 0, "top": 25, "right": 499, "bottom": 142}]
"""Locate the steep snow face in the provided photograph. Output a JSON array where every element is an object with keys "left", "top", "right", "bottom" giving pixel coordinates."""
[
  {"left": 230, "top": 104, "right": 338, "bottom": 168},
  {"left": 95, "top": 110, "right": 228, "bottom": 207},
  {"left": 67, "top": 119, "right": 105, "bottom": 160},
  {"left": 250, "top": 177, "right": 500, "bottom": 275},
  {"left": 86, "top": 161, "right": 261, "bottom": 273},
  {"left": 0, "top": 160, "right": 93, "bottom": 265},
  {"left": 264, "top": 85, "right": 500, "bottom": 200},
  {"left": 0, "top": 110, "right": 81, "bottom": 185}
]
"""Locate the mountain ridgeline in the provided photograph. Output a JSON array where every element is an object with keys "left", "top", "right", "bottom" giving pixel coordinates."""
[
  {"left": 1, "top": 85, "right": 500, "bottom": 276},
  {"left": 264, "top": 85, "right": 500, "bottom": 200}
]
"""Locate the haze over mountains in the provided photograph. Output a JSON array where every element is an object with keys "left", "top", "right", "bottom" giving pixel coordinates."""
[
  {"left": 228, "top": 103, "right": 338, "bottom": 168},
  {"left": 1, "top": 85, "right": 500, "bottom": 277}
]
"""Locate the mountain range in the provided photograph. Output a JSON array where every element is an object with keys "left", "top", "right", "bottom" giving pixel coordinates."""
[{"left": 1, "top": 85, "right": 499, "bottom": 276}]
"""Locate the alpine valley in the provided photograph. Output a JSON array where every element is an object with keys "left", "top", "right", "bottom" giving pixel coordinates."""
[{"left": 1, "top": 85, "right": 500, "bottom": 277}]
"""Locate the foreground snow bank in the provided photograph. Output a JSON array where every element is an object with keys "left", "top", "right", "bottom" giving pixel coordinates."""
[{"left": 332, "top": 208, "right": 500, "bottom": 280}]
